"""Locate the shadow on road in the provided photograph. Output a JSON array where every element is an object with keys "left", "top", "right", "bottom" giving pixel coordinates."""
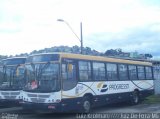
[{"left": 18, "top": 102, "right": 132, "bottom": 119}]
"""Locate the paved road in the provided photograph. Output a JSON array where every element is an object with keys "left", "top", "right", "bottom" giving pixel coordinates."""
[{"left": 0, "top": 103, "right": 160, "bottom": 119}]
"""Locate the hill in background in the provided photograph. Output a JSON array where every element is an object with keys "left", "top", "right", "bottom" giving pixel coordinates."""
[{"left": 0, "top": 45, "right": 153, "bottom": 60}]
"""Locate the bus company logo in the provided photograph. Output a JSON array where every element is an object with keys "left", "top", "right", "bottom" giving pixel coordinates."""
[
  {"left": 75, "top": 85, "right": 83, "bottom": 94},
  {"left": 97, "top": 82, "right": 108, "bottom": 93}
]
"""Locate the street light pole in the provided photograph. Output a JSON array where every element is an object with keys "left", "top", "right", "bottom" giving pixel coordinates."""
[
  {"left": 57, "top": 19, "right": 83, "bottom": 54},
  {"left": 80, "top": 22, "right": 83, "bottom": 54}
]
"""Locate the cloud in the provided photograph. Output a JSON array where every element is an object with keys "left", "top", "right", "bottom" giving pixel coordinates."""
[
  {"left": 0, "top": 0, "right": 160, "bottom": 57},
  {"left": 142, "top": 0, "right": 160, "bottom": 7},
  {"left": 86, "top": 24, "right": 160, "bottom": 58}
]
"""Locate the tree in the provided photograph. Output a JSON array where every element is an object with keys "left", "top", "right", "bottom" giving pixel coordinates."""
[
  {"left": 145, "top": 54, "right": 153, "bottom": 59},
  {"left": 104, "top": 49, "right": 118, "bottom": 56}
]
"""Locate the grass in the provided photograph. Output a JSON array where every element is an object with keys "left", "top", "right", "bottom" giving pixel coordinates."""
[{"left": 142, "top": 94, "right": 160, "bottom": 104}]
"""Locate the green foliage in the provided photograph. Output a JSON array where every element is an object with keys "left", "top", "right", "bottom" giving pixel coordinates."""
[{"left": 143, "top": 95, "right": 160, "bottom": 104}]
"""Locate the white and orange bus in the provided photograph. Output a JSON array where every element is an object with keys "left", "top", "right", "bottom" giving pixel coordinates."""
[
  {"left": 22, "top": 53, "right": 154, "bottom": 113},
  {"left": 0, "top": 57, "right": 26, "bottom": 105}
]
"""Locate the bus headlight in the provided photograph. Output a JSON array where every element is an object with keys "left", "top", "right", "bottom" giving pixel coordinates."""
[
  {"left": 23, "top": 98, "right": 28, "bottom": 101},
  {"left": 56, "top": 99, "right": 61, "bottom": 103}
]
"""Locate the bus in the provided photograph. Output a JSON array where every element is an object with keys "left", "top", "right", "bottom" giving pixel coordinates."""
[
  {"left": 22, "top": 53, "right": 154, "bottom": 113},
  {"left": 0, "top": 57, "right": 26, "bottom": 105}
]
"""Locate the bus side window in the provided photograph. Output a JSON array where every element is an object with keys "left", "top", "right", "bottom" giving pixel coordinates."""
[
  {"left": 118, "top": 64, "right": 129, "bottom": 80},
  {"left": 0, "top": 67, "right": 3, "bottom": 84},
  {"left": 107, "top": 63, "right": 118, "bottom": 80},
  {"left": 145, "top": 66, "right": 152, "bottom": 79},
  {"left": 93, "top": 62, "right": 105, "bottom": 81},
  {"left": 137, "top": 66, "right": 145, "bottom": 80},
  {"left": 79, "top": 61, "right": 91, "bottom": 81},
  {"left": 128, "top": 65, "right": 138, "bottom": 80},
  {"left": 62, "top": 63, "right": 77, "bottom": 91}
]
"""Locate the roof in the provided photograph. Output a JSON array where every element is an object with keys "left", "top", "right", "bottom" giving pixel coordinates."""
[
  {"left": 2, "top": 57, "right": 26, "bottom": 61},
  {"left": 28, "top": 52, "right": 152, "bottom": 66},
  {"left": 1, "top": 57, "right": 26, "bottom": 65}
]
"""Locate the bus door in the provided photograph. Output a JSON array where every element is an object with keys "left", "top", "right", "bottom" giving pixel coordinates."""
[
  {"left": 61, "top": 60, "right": 77, "bottom": 91},
  {"left": 61, "top": 59, "right": 78, "bottom": 110}
]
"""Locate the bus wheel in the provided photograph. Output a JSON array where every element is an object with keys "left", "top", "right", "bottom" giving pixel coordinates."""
[
  {"left": 82, "top": 96, "right": 91, "bottom": 113},
  {"left": 131, "top": 91, "right": 139, "bottom": 105}
]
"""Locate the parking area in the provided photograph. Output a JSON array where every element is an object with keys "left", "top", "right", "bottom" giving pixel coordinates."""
[
  {"left": 93, "top": 103, "right": 160, "bottom": 113},
  {"left": 0, "top": 102, "right": 160, "bottom": 119}
]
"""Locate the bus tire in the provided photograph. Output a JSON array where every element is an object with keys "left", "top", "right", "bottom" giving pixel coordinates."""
[
  {"left": 82, "top": 96, "right": 91, "bottom": 113},
  {"left": 131, "top": 91, "right": 139, "bottom": 105}
]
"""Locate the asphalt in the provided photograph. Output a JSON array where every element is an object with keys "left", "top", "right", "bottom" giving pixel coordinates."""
[{"left": 0, "top": 103, "right": 160, "bottom": 119}]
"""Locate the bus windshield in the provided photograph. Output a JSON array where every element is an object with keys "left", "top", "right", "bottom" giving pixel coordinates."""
[
  {"left": 0, "top": 65, "right": 25, "bottom": 90},
  {"left": 24, "top": 63, "right": 60, "bottom": 92}
]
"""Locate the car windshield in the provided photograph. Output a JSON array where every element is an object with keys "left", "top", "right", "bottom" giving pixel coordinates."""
[
  {"left": 24, "top": 63, "right": 60, "bottom": 92},
  {"left": 0, "top": 65, "right": 25, "bottom": 90}
]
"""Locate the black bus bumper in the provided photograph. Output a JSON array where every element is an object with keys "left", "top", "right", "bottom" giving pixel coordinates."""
[
  {"left": 0, "top": 99, "right": 21, "bottom": 106},
  {"left": 22, "top": 101, "right": 62, "bottom": 112}
]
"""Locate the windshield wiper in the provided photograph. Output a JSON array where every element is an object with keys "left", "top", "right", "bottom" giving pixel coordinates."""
[
  {"left": 31, "top": 63, "right": 35, "bottom": 72},
  {"left": 30, "top": 63, "right": 37, "bottom": 80},
  {"left": 12, "top": 65, "right": 20, "bottom": 84},
  {"left": 12, "top": 64, "right": 24, "bottom": 89}
]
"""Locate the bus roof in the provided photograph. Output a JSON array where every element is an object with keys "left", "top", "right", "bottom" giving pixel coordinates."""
[
  {"left": 2, "top": 57, "right": 26, "bottom": 65},
  {"left": 2, "top": 57, "right": 26, "bottom": 61},
  {"left": 28, "top": 52, "right": 152, "bottom": 66}
]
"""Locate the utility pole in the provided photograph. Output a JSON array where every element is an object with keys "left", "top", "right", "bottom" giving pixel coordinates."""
[{"left": 57, "top": 19, "right": 83, "bottom": 54}]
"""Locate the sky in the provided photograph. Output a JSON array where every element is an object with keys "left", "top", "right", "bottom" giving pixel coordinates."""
[{"left": 0, "top": 0, "right": 160, "bottom": 58}]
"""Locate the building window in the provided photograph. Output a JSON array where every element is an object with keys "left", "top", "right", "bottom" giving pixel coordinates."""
[
  {"left": 138, "top": 66, "right": 145, "bottom": 79},
  {"left": 145, "top": 67, "right": 152, "bottom": 79},
  {"left": 128, "top": 65, "right": 138, "bottom": 80},
  {"left": 118, "top": 64, "right": 128, "bottom": 80},
  {"left": 93, "top": 62, "right": 105, "bottom": 80},
  {"left": 79, "top": 61, "right": 91, "bottom": 81},
  {"left": 107, "top": 63, "right": 118, "bottom": 80}
]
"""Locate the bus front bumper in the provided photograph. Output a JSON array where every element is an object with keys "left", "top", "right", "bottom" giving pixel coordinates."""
[
  {"left": 22, "top": 101, "right": 62, "bottom": 112},
  {"left": 0, "top": 99, "right": 21, "bottom": 106}
]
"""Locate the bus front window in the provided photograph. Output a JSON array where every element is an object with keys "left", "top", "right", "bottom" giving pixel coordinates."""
[
  {"left": 0, "top": 66, "right": 25, "bottom": 90},
  {"left": 25, "top": 63, "right": 60, "bottom": 92}
]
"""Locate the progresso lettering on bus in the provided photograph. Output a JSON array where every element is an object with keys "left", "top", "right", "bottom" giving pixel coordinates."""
[
  {"left": 108, "top": 84, "right": 129, "bottom": 90},
  {"left": 97, "top": 83, "right": 129, "bottom": 93}
]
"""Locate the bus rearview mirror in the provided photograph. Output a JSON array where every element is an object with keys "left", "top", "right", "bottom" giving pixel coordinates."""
[{"left": 16, "top": 68, "right": 19, "bottom": 76}]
